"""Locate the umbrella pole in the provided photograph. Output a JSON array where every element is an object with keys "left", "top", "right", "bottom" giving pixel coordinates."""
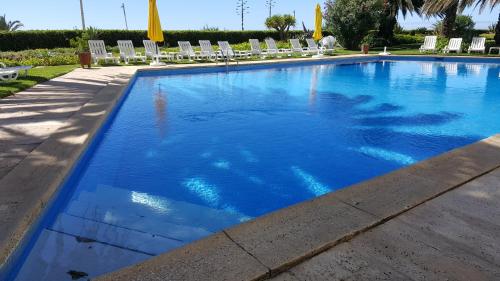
[
  {"left": 312, "top": 39, "right": 324, "bottom": 59},
  {"left": 150, "top": 43, "right": 166, "bottom": 66}
]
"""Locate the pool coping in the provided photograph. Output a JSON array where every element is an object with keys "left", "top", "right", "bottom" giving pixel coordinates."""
[{"left": 1, "top": 54, "right": 500, "bottom": 279}]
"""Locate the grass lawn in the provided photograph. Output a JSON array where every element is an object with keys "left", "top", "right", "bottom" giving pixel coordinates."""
[{"left": 0, "top": 65, "right": 78, "bottom": 98}]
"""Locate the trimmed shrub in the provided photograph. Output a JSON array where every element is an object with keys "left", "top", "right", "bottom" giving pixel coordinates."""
[
  {"left": 393, "top": 34, "right": 424, "bottom": 45},
  {"left": 0, "top": 30, "right": 333, "bottom": 51}
]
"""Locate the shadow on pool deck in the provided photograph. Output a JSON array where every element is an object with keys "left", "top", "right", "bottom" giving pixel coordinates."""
[{"left": 0, "top": 67, "right": 137, "bottom": 275}]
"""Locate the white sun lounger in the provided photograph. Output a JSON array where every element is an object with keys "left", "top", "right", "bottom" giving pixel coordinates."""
[
  {"left": 218, "top": 41, "right": 251, "bottom": 59},
  {"left": 143, "top": 40, "right": 174, "bottom": 61},
  {"left": 88, "top": 40, "right": 120, "bottom": 65},
  {"left": 320, "top": 36, "right": 336, "bottom": 53},
  {"left": 468, "top": 37, "right": 486, "bottom": 54},
  {"left": 117, "top": 40, "right": 146, "bottom": 64},
  {"left": 0, "top": 62, "right": 32, "bottom": 77},
  {"left": 290, "top": 39, "right": 316, "bottom": 56},
  {"left": 419, "top": 36, "right": 437, "bottom": 53},
  {"left": 443, "top": 38, "right": 463, "bottom": 54},
  {"left": 0, "top": 68, "right": 19, "bottom": 82},
  {"left": 265, "top": 38, "right": 291, "bottom": 56},
  {"left": 249, "top": 39, "right": 273, "bottom": 58},
  {"left": 306, "top": 39, "right": 323, "bottom": 55},
  {"left": 199, "top": 40, "right": 220, "bottom": 61},
  {"left": 177, "top": 41, "right": 199, "bottom": 61}
]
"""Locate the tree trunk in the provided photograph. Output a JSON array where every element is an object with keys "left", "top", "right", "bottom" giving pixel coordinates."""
[
  {"left": 378, "top": 8, "right": 397, "bottom": 45},
  {"left": 495, "top": 12, "right": 500, "bottom": 45},
  {"left": 442, "top": 3, "right": 458, "bottom": 38}
]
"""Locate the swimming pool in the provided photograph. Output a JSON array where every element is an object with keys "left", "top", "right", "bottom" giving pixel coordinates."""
[{"left": 8, "top": 57, "right": 500, "bottom": 280}]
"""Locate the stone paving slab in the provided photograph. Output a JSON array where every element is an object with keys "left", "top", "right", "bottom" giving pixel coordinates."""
[
  {"left": 271, "top": 167, "right": 500, "bottom": 281},
  {"left": 96, "top": 233, "right": 270, "bottom": 281},
  {"left": 224, "top": 195, "right": 378, "bottom": 272}
]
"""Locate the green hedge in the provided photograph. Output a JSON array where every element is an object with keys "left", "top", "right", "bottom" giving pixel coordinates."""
[
  {"left": 0, "top": 30, "right": 81, "bottom": 51},
  {"left": 0, "top": 30, "right": 332, "bottom": 51}
]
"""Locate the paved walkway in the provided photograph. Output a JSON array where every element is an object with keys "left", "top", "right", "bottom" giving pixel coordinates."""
[
  {"left": 271, "top": 167, "right": 500, "bottom": 281},
  {"left": 0, "top": 67, "right": 134, "bottom": 179}
]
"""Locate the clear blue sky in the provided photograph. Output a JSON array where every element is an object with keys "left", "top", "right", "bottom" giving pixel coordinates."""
[{"left": 3, "top": 0, "right": 499, "bottom": 31}]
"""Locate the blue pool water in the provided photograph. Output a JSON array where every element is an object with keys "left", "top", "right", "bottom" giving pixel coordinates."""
[{"left": 9, "top": 58, "right": 500, "bottom": 280}]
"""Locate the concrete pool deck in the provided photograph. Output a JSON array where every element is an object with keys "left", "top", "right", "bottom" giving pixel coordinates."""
[{"left": 0, "top": 55, "right": 499, "bottom": 280}]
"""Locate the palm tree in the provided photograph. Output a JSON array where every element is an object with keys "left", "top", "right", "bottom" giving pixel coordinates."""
[
  {"left": 0, "top": 14, "right": 24, "bottom": 31},
  {"left": 378, "top": 0, "right": 424, "bottom": 43},
  {"left": 424, "top": 0, "right": 500, "bottom": 38}
]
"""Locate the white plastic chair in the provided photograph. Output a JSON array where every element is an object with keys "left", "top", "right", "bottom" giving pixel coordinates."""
[
  {"left": 0, "top": 69, "right": 19, "bottom": 82},
  {"left": 199, "top": 40, "right": 220, "bottom": 61},
  {"left": 468, "top": 37, "right": 486, "bottom": 54},
  {"left": 88, "top": 40, "right": 120, "bottom": 65},
  {"left": 443, "top": 38, "right": 463, "bottom": 54},
  {"left": 290, "top": 39, "right": 316, "bottom": 56},
  {"left": 320, "top": 36, "right": 336, "bottom": 53},
  {"left": 419, "top": 36, "right": 437, "bottom": 53},
  {"left": 117, "top": 40, "right": 146, "bottom": 64},
  {"left": 306, "top": 39, "right": 323, "bottom": 54},
  {"left": 217, "top": 41, "right": 250, "bottom": 59},
  {"left": 249, "top": 39, "right": 273, "bottom": 58},
  {"left": 265, "top": 38, "right": 291, "bottom": 56},
  {"left": 143, "top": 40, "right": 174, "bottom": 61},
  {"left": 0, "top": 62, "right": 31, "bottom": 77},
  {"left": 177, "top": 41, "right": 199, "bottom": 61}
]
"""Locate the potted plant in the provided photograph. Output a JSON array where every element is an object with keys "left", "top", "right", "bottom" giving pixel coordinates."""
[
  {"left": 360, "top": 31, "right": 377, "bottom": 54},
  {"left": 361, "top": 43, "right": 370, "bottom": 54},
  {"left": 70, "top": 27, "right": 99, "bottom": 68}
]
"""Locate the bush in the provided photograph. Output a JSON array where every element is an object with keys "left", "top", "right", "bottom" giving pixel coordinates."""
[
  {"left": 0, "top": 30, "right": 329, "bottom": 51},
  {"left": 325, "top": 0, "right": 383, "bottom": 50},
  {"left": 393, "top": 34, "right": 424, "bottom": 45},
  {"left": 0, "top": 48, "right": 78, "bottom": 66}
]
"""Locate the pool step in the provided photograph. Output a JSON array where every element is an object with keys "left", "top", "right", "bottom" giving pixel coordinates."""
[
  {"left": 15, "top": 228, "right": 151, "bottom": 281},
  {"left": 51, "top": 213, "right": 185, "bottom": 255},
  {"left": 65, "top": 184, "right": 247, "bottom": 242}
]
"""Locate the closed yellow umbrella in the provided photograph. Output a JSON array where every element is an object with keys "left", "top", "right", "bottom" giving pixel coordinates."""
[
  {"left": 312, "top": 4, "right": 323, "bottom": 41},
  {"left": 148, "top": 0, "right": 165, "bottom": 65},
  {"left": 148, "top": 0, "right": 164, "bottom": 42}
]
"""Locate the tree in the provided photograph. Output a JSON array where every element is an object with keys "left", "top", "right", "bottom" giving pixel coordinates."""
[
  {"left": 424, "top": 0, "right": 500, "bottom": 38},
  {"left": 265, "top": 14, "right": 296, "bottom": 40},
  {"left": 325, "top": 0, "right": 383, "bottom": 50},
  {"left": 236, "top": 0, "right": 250, "bottom": 31},
  {"left": 378, "top": 0, "right": 424, "bottom": 43},
  {"left": 0, "top": 15, "right": 23, "bottom": 31},
  {"left": 434, "top": 15, "right": 475, "bottom": 40},
  {"left": 266, "top": 0, "right": 276, "bottom": 18}
]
